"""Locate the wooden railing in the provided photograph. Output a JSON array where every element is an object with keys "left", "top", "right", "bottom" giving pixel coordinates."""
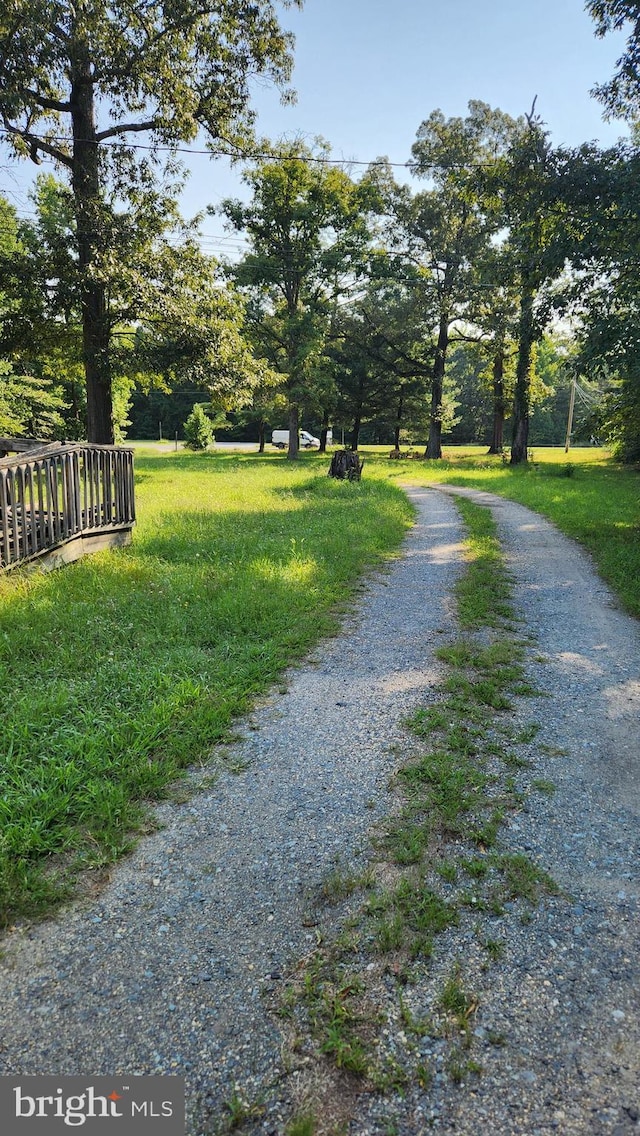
[{"left": 0, "top": 439, "right": 135, "bottom": 570}]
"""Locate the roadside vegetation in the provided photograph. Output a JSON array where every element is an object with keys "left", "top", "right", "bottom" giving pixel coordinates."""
[
  {"left": 0, "top": 443, "right": 636, "bottom": 931},
  {"left": 0, "top": 441, "right": 636, "bottom": 1127}
]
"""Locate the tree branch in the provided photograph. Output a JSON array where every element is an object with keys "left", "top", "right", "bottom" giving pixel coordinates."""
[
  {"left": 1, "top": 120, "right": 72, "bottom": 168},
  {"left": 355, "top": 307, "right": 433, "bottom": 374},
  {"left": 95, "top": 119, "right": 157, "bottom": 142},
  {"left": 24, "top": 89, "right": 72, "bottom": 113}
]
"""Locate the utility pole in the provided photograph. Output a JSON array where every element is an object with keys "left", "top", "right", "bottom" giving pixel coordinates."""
[{"left": 564, "top": 379, "right": 576, "bottom": 453}]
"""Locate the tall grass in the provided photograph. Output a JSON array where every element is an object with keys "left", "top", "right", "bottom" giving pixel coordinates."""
[{"left": 0, "top": 452, "right": 413, "bottom": 923}]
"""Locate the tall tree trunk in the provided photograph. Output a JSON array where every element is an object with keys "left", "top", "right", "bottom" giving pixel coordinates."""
[
  {"left": 393, "top": 394, "right": 404, "bottom": 451},
  {"left": 258, "top": 419, "right": 265, "bottom": 453},
  {"left": 319, "top": 407, "right": 330, "bottom": 454},
  {"left": 350, "top": 373, "right": 366, "bottom": 451},
  {"left": 70, "top": 35, "right": 113, "bottom": 444},
  {"left": 350, "top": 413, "right": 361, "bottom": 451},
  {"left": 425, "top": 314, "right": 449, "bottom": 459},
  {"left": 511, "top": 277, "right": 536, "bottom": 465},
  {"left": 487, "top": 352, "right": 506, "bottom": 454},
  {"left": 287, "top": 403, "right": 299, "bottom": 460}
]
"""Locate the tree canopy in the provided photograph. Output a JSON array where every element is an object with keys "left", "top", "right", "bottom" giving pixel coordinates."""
[
  {"left": 0, "top": 0, "right": 301, "bottom": 441},
  {"left": 587, "top": 0, "right": 640, "bottom": 118},
  {"left": 222, "top": 139, "right": 375, "bottom": 458},
  {"left": 2, "top": 5, "right": 640, "bottom": 461}
]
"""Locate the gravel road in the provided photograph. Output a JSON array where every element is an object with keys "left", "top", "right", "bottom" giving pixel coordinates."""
[{"left": 0, "top": 485, "right": 638, "bottom": 1135}]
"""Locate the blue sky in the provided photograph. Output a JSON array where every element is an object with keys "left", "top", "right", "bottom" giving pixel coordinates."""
[
  {"left": 185, "top": 0, "right": 630, "bottom": 249},
  {"left": 252, "top": 0, "right": 626, "bottom": 162},
  {"left": 1, "top": 0, "right": 630, "bottom": 252}
]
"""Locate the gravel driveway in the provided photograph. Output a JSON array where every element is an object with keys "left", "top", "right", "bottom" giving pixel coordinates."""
[
  {"left": 405, "top": 485, "right": 640, "bottom": 1136},
  {"left": 0, "top": 485, "right": 638, "bottom": 1135}
]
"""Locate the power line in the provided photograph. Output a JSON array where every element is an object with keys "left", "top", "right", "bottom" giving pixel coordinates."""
[
  {"left": 0, "top": 126, "right": 413, "bottom": 169},
  {"left": 573, "top": 380, "right": 600, "bottom": 406},
  {"left": 0, "top": 125, "right": 524, "bottom": 172}
]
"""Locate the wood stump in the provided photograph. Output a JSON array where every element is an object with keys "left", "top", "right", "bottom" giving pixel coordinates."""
[{"left": 327, "top": 450, "right": 364, "bottom": 481}]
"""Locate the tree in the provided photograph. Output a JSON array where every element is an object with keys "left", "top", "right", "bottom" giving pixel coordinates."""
[
  {"left": 0, "top": 191, "right": 68, "bottom": 437},
  {"left": 330, "top": 310, "right": 394, "bottom": 450},
  {"left": 221, "top": 140, "right": 374, "bottom": 458},
  {"left": 487, "top": 108, "right": 575, "bottom": 463},
  {"left": 466, "top": 245, "right": 521, "bottom": 453},
  {"left": 0, "top": 363, "right": 66, "bottom": 438},
  {"left": 0, "top": 1, "right": 301, "bottom": 442},
  {"left": 542, "top": 139, "right": 640, "bottom": 459},
  {"left": 445, "top": 343, "right": 508, "bottom": 447},
  {"left": 587, "top": 1, "right": 640, "bottom": 118},
  {"left": 126, "top": 237, "right": 264, "bottom": 410},
  {"left": 2, "top": 173, "right": 263, "bottom": 440},
  {"left": 330, "top": 276, "right": 433, "bottom": 450},
  {"left": 408, "top": 102, "right": 521, "bottom": 457}
]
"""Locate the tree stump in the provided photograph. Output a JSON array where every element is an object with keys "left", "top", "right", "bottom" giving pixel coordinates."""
[{"left": 328, "top": 450, "right": 364, "bottom": 481}]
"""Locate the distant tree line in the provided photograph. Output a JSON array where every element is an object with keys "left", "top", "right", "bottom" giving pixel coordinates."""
[{"left": 1, "top": 0, "right": 640, "bottom": 462}]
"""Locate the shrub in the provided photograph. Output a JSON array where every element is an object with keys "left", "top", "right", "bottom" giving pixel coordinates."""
[{"left": 183, "top": 403, "right": 214, "bottom": 450}]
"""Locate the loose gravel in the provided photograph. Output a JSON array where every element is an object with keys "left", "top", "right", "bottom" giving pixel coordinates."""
[{"left": 0, "top": 484, "right": 638, "bottom": 1136}]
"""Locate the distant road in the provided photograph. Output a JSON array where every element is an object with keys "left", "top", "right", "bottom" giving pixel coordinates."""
[
  {"left": 214, "top": 441, "right": 259, "bottom": 451},
  {"left": 129, "top": 440, "right": 260, "bottom": 452}
]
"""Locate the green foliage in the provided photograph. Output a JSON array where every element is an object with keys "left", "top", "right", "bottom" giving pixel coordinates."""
[
  {"left": 0, "top": 363, "right": 66, "bottom": 438},
  {"left": 183, "top": 403, "right": 214, "bottom": 450},
  {"left": 330, "top": 276, "right": 433, "bottom": 450},
  {"left": 222, "top": 139, "right": 376, "bottom": 453},
  {"left": 0, "top": 2, "right": 300, "bottom": 441},
  {"left": 492, "top": 853, "right": 560, "bottom": 902},
  {"left": 286, "top": 1116, "right": 317, "bottom": 1136},
  {"left": 0, "top": 193, "right": 67, "bottom": 438},
  {"left": 552, "top": 142, "right": 640, "bottom": 463},
  {"left": 587, "top": 1, "right": 640, "bottom": 119},
  {"left": 407, "top": 101, "right": 524, "bottom": 457},
  {"left": 439, "top": 967, "right": 476, "bottom": 1029},
  {"left": 592, "top": 381, "right": 640, "bottom": 462},
  {"left": 0, "top": 3, "right": 299, "bottom": 164},
  {"left": 451, "top": 497, "right": 516, "bottom": 629}
]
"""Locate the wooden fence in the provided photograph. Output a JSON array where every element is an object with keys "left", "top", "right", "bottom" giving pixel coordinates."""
[{"left": 0, "top": 439, "right": 135, "bottom": 570}]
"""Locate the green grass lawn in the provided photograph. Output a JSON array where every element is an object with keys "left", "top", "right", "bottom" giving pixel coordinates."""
[{"left": 0, "top": 443, "right": 637, "bottom": 925}]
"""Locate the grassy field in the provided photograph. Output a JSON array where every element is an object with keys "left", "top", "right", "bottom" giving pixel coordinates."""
[
  {"left": 0, "top": 451, "right": 413, "bottom": 924},
  {"left": 0, "top": 443, "right": 637, "bottom": 925}
]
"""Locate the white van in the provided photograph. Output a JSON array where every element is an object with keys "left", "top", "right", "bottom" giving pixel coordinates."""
[{"left": 272, "top": 429, "right": 332, "bottom": 449}]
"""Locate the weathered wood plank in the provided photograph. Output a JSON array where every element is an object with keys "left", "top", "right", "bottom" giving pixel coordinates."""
[{"left": 0, "top": 470, "right": 12, "bottom": 566}]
